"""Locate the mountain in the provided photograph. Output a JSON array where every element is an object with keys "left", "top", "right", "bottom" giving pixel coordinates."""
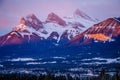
[
  {"left": 24, "top": 14, "right": 43, "bottom": 30},
  {"left": 1, "top": 9, "right": 120, "bottom": 58},
  {"left": 46, "top": 12, "right": 66, "bottom": 26},
  {"left": 73, "top": 9, "right": 98, "bottom": 22},
  {"left": 70, "top": 17, "right": 120, "bottom": 45},
  {"left": 54, "top": 17, "right": 119, "bottom": 59},
  {"left": 0, "top": 9, "right": 96, "bottom": 47},
  {"left": 0, "top": 10, "right": 120, "bottom": 72}
]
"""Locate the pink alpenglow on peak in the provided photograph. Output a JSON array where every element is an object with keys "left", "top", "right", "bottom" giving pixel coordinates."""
[
  {"left": 46, "top": 12, "right": 66, "bottom": 26},
  {"left": 74, "top": 9, "right": 98, "bottom": 22}
]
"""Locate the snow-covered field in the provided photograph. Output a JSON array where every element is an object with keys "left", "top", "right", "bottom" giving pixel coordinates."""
[
  {"left": 0, "top": 56, "right": 120, "bottom": 76},
  {"left": 0, "top": 56, "right": 120, "bottom": 69},
  {"left": 81, "top": 57, "right": 120, "bottom": 65}
]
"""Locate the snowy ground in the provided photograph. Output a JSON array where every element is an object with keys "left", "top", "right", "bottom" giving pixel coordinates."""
[{"left": 0, "top": 56, "right": 120, "bottom": 75}]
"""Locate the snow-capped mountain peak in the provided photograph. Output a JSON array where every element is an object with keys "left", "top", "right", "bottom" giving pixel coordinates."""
[
  {"left": 63, "top": 9, "right": 97, "bottom": 32},
  {"left": 26, "top": 14, "right": 36, "bottom": 18},
  {"left": 70, "top": 17, "right": 120, "bottom": 45},
  {"left": 84, "top": 18, "right": 120, "bottom": 37},
  {"left": 23, "top": 14, "right": 43, "bottom": 30},
  {"left": 13, "top": 18, "right": 27, "bottom": 32},
  {"left": 46, "top": 12, "right": 66, "bottom": 26},
  {"left": 74, "top": 9, "right": 97, "bottom": 22},
  {"left": 19, "top": 17, "right": 25, "bottom": 25},
  {"left": 0, "top": 10, "right": 98, "bottom": 46},
  {"left": 74, "top": 9, "right": 87, "bottom": 17}
]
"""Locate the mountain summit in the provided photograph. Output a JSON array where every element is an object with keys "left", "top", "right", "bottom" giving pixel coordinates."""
[
  {"left": 0, "top": 9, "right": 97, "bottom": 46},
  {"left": 46, "top": 12, "right": 66, "bottom": 26},
  {"left": 70, "top": 17, "right": 120, "bottom": 45},
  {"left": 24, "top": 14, "right": 43, "bottom": 30},
  {"left": 74, "top": 9, "right": 97, "bottom": 22}
]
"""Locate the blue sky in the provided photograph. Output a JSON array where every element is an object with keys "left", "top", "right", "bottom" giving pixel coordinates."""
[{"left": 0, "top": 0, "right": 120, "bottom": 36}]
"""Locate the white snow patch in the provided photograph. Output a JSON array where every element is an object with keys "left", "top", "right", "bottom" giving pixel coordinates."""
[
  {"left": 8, "top": 58, "right": 35, "bottom": 62},
  {"left": 61, "top": 61, "right": 70, "bottom": 64},
  {"left": 53, "top": 56, "right": 66, "bottom": 59},
  {"left": 48, "top": 61, "right": 57, "bottom": 64},
  {"left": 69, "top": 68, "right": 84, "bottom": 71},
  {"left": 0, "top": 64, "right": 3, "bottom": 67},
  {"left": 63, "top": 15, "right": 96, "bottom": 31},
  {"left": 26, "top": 61, "right": 57, "bottom": 65},
  {"left": 44, "top": 23, "right": 81, "bottom": 42},
  {"left": 26, "top": 62, "right": 47, "bottom": 65},
  {"left": 81, "top": 57, "right": 120, "bottom": 65}
]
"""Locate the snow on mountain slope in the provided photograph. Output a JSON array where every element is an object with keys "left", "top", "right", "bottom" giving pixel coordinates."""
[
  {"left": 63, "top": 9, "right": 97, "bottom": 32},
  {"left": 70, "top": 17, "right": 120, "bottom": 45},
  {"left": 85, "top": 17, "right": 120, "bottom": 36},
  {"left": 0, "top": 9, "right": 97, "bottom": 46},
  {"left": 73, "top": 9, "right": 98, "bottom": 22},
  {"left": 24, "top": 14, "right": 43, "bottom": 30},
  {"left": 63, "top": 16, "right": 95, "bottom": 32},
  {"left": 46, "top": 12, "right": 66, "bottom": 26}
]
